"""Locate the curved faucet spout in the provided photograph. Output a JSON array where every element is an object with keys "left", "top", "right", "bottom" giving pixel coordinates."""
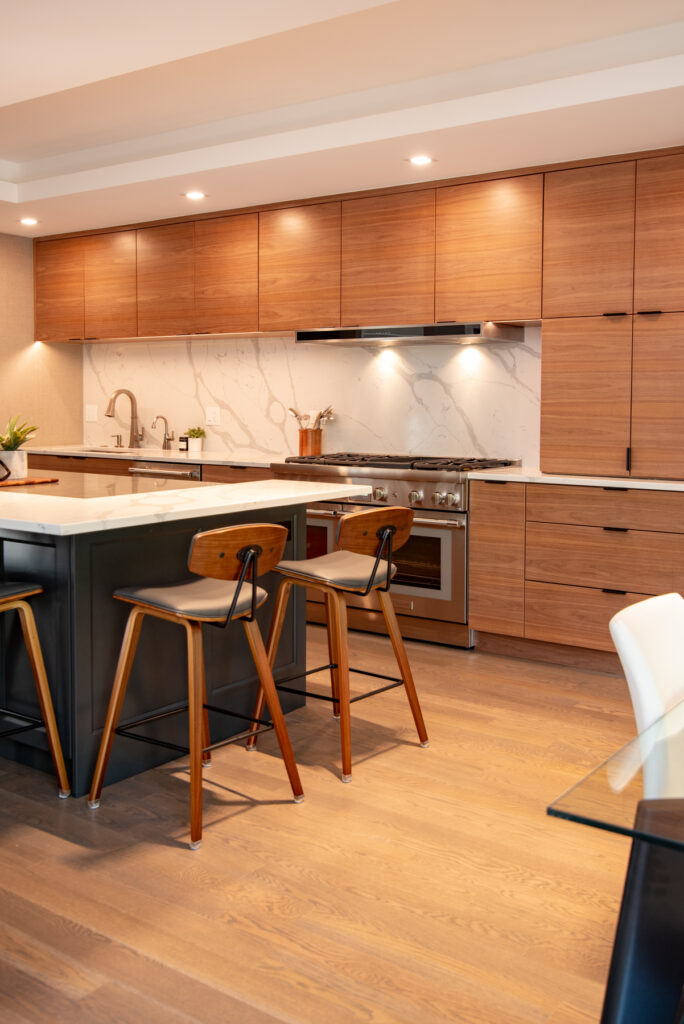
[{"left": 105, "top": 389, "right": 144, "bottom": 448}]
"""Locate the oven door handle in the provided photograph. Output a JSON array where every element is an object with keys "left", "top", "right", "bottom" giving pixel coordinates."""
[
  {"left": 412, "top": 517, "right": 465, "bottom": 528},
  {"left": 307, "top": 509, "right": 341, "bottom": 518}
]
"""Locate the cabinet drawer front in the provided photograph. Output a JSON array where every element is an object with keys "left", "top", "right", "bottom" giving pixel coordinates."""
[
  {"left": 526, "top": 484, "right": 684, "bottom": 533},
  {"left": 525, "top": 521, "right": 684, "bottom": 594},
  {"left": 469, "top": 480, "right": 525, "bottom": 636},
  {"left": 524, "top": 581, "right": 650, "bottom": 651}
]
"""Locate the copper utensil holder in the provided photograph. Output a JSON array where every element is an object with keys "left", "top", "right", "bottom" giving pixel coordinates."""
[{"left": 299, "top": 428, "right": 322, "bottom": 456}]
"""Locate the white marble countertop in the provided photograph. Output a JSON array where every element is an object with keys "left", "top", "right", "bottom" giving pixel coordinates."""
[
  {"left": 468, "top": 465, "right": 684, "bottom": 492},
  {"left": 27, "top": 445, "right": 273, "bottom": 468},
  {"left": 0, "top": 473, "right": 371, "bottom": 536}
]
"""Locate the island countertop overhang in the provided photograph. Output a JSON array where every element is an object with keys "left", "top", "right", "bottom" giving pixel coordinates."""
[{"left": 0, "top": 474, "right": 371, "bottom": 536}]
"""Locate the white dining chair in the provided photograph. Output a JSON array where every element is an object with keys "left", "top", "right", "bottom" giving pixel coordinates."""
[{"left": 609, "top": 593, "right": 684, "bottom": 799}]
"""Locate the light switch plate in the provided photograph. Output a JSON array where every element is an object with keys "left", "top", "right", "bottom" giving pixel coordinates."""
[
  {"left": 85, "top": 404, "right": 98, "bottom": 422},
  {"left": 206, "top": 406, "right": 221, "bottom": 425}
]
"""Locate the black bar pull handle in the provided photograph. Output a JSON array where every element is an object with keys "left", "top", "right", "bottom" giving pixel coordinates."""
[
  {"left": 602, "top": 312, "right": 628, "bottom": 317},
  {"left": 603, "top": 526, "right": 628, "bottom": 532},
  {"left": 602, "top": 588, "right": 628, "bottom": 595},
  {"left": 636, "top": 310, "right": 663, "bottom": 315}
]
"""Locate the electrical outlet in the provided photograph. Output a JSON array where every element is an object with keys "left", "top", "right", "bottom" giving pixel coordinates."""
[
  {"left": 85, "top": 404, "right": 98, "bottom": 422},
  {"left": 206, "top": 406, "right": 221, "bottom": 426}
]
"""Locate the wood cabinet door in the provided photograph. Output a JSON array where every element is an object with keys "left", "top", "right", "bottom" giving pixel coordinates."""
[
  {"left": 341, "top": 190, "right": 435, "bottom": 325},
  {"left": 137, "top": 223, "right": 195, "bottom": 336},
  {"left": 631, "top": 313, "right": 684, "bottom": 479},
  {"left": 468, "top": 480, "right": 525, "bottom": 637},
  {"left": 635, "top": 154, "right": 684, "bottom": 313},
  {"left": 34, "top": 238, "right": 84, "bottom": 341},
  {"left": 194, "top": 214, "right": 258, "bottom": 334},
  {"left": 435, "top": 174, "right": 542, "bottom": 321},
  {"left": 258, "top": 203, "right": 341, "bottom": 331},
  {"left": 540, "top": 317, "right": 632, "bottom": 477},
  {"left": 83, "top": 231, "right": 137, "bottom": 339},
  {"left": 542, "top": 162, "right": 636, "bottom": 317}
]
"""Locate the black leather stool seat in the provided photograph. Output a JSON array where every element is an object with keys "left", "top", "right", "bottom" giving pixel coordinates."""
[
  {"left": 0, "top": 581, "right": 42, "bottom": 602},
  {"left": 115, "top": 577, "right": 267, "bottom": 621},
  {"left": 276, "top": 550, "right": 395, "bottom": 591}
]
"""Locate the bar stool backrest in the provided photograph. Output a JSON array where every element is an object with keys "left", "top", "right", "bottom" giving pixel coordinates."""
[
  {"left": 335, "top": 507, "right": 413, "bottom": 556},
  {"left": 188, "top": 524, "right": 288, "bottom": 581}
]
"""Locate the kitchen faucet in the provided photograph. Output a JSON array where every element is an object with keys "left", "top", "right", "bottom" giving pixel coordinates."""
[
  {"left": 151, "top": 414, "right": 175, "bottom": 450},
  {"left": 104, "top": 389, "right": 144, "bottom": 448}
]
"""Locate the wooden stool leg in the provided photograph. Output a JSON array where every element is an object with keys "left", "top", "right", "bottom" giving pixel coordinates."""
[
  {"left": 186, "top": 621, "right": 205, "bottom": 850},
  {"left": 15, "top": 600, "right": 70, "bottom": 798},
  {"left": 89, "top": 607, "right": 145, "bottom": 808},
  {"left": 325, "top": 592, "right": 341, "bottom": 719},
  {"left": 377, "top": 589, "right": 429, "bottom": 747},
  {"left": 243, "top": 617, "right": 304, "bottom": 802},
  {"left": 246, "top": 579, "right": 292, "bottom": 750},
  {"left": 329, "top": 591, "right": 352, "bottom": 782}
]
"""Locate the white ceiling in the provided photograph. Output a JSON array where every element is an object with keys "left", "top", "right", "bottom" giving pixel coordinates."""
[{"left": 1, "top": 0, "right": 684, "bottom": 237}]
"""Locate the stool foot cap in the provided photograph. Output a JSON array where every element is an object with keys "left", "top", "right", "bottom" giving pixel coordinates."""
[
  {"left": 88, "top": 798, "right": 100, "bottom": 809},
  {"left": 341, "top": 773, "right": 352, "bottom": 784},
  {"left": 333, "top": 714, "right": 340, "bottom": 720},
  {"left": 58, "top": 788, "right": 71, "bottom": 799},
  {"left": 420, "top": 740, "right": 430, "bottom": 748},
  {"left": 245, "top": 744, "right": 257, "bottom": 752},
  {"left": 189, "top": 839, "right": 202, "bottom": 851},
  {"left": 202, "top": 760, "right": 212, "bottom": 769},
  {"left": 293, "top": 793, "right": 305, "bottom": 804}
]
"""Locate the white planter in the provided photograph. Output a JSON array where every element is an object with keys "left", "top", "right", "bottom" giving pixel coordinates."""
[
  {"left": 187, "top": 437, "right": 203, "bottom": 454},
  {"left": 0, "top": 449, "right": 28, "bottom": 480}
]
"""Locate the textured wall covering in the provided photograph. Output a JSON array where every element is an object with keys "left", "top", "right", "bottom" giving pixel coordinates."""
[
  {"left": 0, "top": 233, "right": 82, "bottom": 444},
  {"left": 84, "top": 326, "right": 541, "bottom": 463}
]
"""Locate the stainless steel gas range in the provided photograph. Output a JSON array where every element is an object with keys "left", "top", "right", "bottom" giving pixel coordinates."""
[{"left": 270, "top": 453, "right": 517, "bottom": 647}]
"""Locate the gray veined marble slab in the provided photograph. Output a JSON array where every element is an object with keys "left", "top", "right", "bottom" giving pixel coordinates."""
[{"left": 0, "top": 473, "right": 371, "bottom": 536}]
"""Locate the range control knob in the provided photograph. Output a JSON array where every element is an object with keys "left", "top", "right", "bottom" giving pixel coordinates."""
[
  {"left": 408, "top": 489, "right": 424, "bottom": 504},
  {"left": 446, "top": 492, "right": 458, "bottom": 507},
  {"left": 432, "top": 491, "right": 447, "bottom": 505},
  {"left": 372, "top": 486, "right": 388, "bottom": 501}
]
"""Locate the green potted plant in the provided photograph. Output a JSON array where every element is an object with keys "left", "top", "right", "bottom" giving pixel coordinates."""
[
  {"left": 0, "top": 416, "right": 37, "bottom": 481},
  {"left": 186, "top": 426, "right": 206, "bottom": 454}
]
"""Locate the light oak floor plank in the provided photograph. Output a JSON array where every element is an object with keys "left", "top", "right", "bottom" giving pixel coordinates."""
[{"left": 0, "top": 626, "right": 635, "bottom": 1023}]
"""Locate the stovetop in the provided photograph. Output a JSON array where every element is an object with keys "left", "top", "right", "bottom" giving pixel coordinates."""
[{"left": 285, "top": 453, "right": 515, "bottom": 472}]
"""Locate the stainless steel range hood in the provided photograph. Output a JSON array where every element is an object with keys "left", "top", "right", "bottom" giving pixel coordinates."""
[{"left": 295, "top": 321, "right": 525, "bottom": 347}]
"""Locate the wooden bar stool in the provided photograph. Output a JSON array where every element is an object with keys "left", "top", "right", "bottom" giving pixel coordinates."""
[
  {"left": 89, "top": 524, "right": 304, "bottom": 849},
  {"left": 0, "top": 582, "right": 70, "bottom": 797},
  {"left": 247, "top": 507, "right": 429, "bottom": 781}
]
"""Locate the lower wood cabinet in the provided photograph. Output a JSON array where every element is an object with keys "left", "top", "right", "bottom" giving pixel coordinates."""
[
  {"left": 468, "top": 480, "right": 525, "bottom": 637},
  {"left": 468, "top": 480, "right": 684, "bottom": 652}
]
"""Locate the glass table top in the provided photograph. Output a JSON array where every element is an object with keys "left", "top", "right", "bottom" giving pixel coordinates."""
[{"left": 548, "top": 699, "right": 684, "bottom": 852}]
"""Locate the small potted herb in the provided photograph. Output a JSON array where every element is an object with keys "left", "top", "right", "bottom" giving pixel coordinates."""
[
  {"left": 0, "top": 416, "right": 37, "bottom": 481},
  {"left": 185, "top": 426, "right": 206, "bottom": 454}
]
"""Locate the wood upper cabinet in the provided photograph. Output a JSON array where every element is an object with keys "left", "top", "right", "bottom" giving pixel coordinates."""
[
  {"left": 83, "top": 231, "right": 137, "bottom": 339},
  {"left": 194, "top": 214, "right": 258, "bottom": 334},
  {"left": 631, "top": 313, "right": 684, "bottom": 479},
  {"left": 137, "top": 223, "right": 195, "bottom": 336},
  {"left": 468, "top": 480, "right": 525, "bottom": 637},
  {"left": 540, "top": 316, "right": 632, "bottom": 477},
  {"left": 542, "top": 162, "right": 636, "bottom": 317},
  {"left": 258, "top": 203, "right": 341, "bottom": 331},
  {"left": 635, "top": 154, "right": 684, "bottom": 313},
  {"left": 435, "top": 175, "right": 543, "bottom": 321},
  {"left": 341, "top": 191, "right": 435, "bottom": 325},
  {"left": 34, "top": 238, "right": 84, "bottom": 341}
]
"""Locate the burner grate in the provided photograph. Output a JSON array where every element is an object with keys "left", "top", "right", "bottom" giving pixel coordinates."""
[{"left": 285, "top": 453, "right": 514, "bottom": 471}]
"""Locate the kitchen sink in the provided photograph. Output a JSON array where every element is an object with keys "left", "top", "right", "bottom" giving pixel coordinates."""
[{"left": 78, "top": 446, "right": 138, "bottom": 454}]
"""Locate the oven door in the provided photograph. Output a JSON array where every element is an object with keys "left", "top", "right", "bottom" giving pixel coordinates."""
[{"left": 306, "top": 503, "right": 467, "bottom": 623}]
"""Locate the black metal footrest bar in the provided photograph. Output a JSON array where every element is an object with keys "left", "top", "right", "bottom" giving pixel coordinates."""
[
  {"left": 115, "top": 703, "right": 274, "bottom": 756},
  {"left": 0, "top": 708, "right": 43, "bottom": 740},
  {"left": 274, "top": 663, "right": 404, "bottom": 704}
]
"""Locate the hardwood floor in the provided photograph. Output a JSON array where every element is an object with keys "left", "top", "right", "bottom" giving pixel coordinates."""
[{"left": 0, "top": 626, "right": 635, "bottom": 1023}]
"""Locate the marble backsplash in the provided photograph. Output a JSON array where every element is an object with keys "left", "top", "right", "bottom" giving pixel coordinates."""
[{"left": 83, "top": 326, "right": 541, "bottom": 463}]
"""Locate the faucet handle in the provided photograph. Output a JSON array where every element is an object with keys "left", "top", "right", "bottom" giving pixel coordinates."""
[{"left": 112, "top": 434, "right": 123, "bottom": 448}]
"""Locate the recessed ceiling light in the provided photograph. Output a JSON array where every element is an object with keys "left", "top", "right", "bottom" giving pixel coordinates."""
[
  {"left": 20, "top": 217, "right": 38, "bottom": 226},
  {"left": 184, "top": 190, "right": 206, "bottom": 201},
  {"left": 408, "top": 155, "right": 433, "bottom": 167}
]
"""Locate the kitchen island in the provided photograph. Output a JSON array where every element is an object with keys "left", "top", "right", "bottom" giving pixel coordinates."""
[{"left": 0, "top": 471, "right": 368, "bottom": 795}]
